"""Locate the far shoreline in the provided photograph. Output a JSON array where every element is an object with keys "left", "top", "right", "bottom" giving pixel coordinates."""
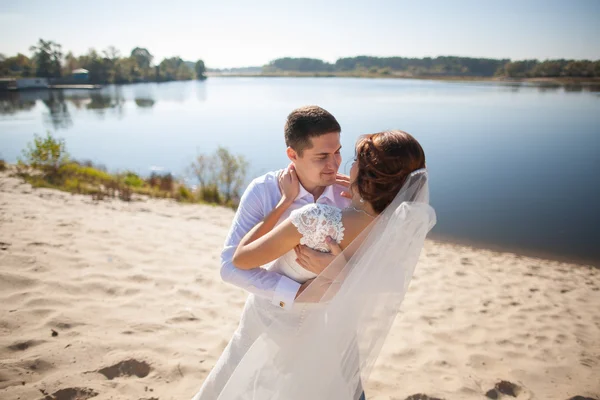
[{"left": 207, "top": 72, "right": 600, "bottom": 86}]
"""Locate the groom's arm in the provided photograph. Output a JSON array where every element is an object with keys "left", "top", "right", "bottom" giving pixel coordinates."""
[{"left": 220, "top": 179, "right": 301, "bottom": 311}]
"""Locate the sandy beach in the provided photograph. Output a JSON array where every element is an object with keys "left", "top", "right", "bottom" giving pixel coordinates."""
[{"left": 1, "top": 169, "right": 598, "bottom": 400}]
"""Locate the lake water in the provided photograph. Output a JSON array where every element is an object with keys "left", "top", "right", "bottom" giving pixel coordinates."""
[{"left": 1, "top": 78, "right": 599, "bottom": 264}]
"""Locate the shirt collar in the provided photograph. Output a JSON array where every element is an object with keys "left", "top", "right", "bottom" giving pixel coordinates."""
[{"left": 296, "top": 181, "right": 336, "bottom": 204}]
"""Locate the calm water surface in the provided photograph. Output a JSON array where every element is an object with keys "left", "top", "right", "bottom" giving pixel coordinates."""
[{"left": 1, "top": 78, "right": 598, "bottom": 263}]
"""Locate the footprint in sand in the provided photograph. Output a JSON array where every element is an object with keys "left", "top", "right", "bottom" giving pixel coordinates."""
[
  {"left": 97, "top": 359, "right": 151, "bottom": 380},
  {"left": 40, "top": 387, "right": 98, "bottom": 400},
  {"left": 485, "top": 380, "right": 520, "bottom": 398},
  {"left": 167, "top": 315, "right": 200, "bottom": 324},
  {"left": 7, "top": 339, "right": 46, "bottom": 351},
  {"left": 405, "top": 394, "right": 444, "bottom": 400}
]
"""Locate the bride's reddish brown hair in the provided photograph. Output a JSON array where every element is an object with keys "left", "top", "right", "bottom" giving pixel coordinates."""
[{"left": 354, "top": 130, "right": 425, "bottom": 213}]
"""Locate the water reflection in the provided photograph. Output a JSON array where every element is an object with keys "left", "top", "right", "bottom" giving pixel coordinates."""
[
  {"left": 154, "top": 81, "right": 194, "bottom": 102},
  {"left": 87, "top": 91, "right": 125, "bottom": 118},
  {"left": 0, "top": 82, "right": 209, "bottom": 121},
  {"left": 135, "top": 98, "right": 155, "bottom": 108},
  {"left": 0, "top": 90, "right": 75, "bottom": 129},
  {"left": 42, "top": 90, "right": 72, "bottom": 129},
  {"left": 456, "top": 80, "right": 600, "bottom": 94},
  {"left": 2, "top": 79, "right": 596, "bottom": 125},
  {"left": 0, "top": 91, "right": 36, "bottom": 115}
]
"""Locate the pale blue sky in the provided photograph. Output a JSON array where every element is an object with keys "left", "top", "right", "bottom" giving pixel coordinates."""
[{"left": 1, "top": 0, "right": 599, "bottom": 68}]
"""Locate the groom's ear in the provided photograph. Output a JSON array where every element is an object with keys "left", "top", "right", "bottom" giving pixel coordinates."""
[{"left": 286, "top": 147, "right": 298, "bottom": 162}]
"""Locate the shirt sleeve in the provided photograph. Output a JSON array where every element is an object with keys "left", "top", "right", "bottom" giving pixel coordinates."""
[{"left": 220, "top": 179, "right": 301, "bottom": 311}]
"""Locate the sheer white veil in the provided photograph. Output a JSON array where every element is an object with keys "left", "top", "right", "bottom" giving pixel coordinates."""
[{"left": 217, "top": 169, "right": 436, "bottom": 400}]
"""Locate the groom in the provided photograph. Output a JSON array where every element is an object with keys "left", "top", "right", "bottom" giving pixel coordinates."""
[
  {"left": 220, "top": 105, "right": 366, "bottom": 399},
  {"left": 220, "top": 105, "right": 352, "bottom": 309}
]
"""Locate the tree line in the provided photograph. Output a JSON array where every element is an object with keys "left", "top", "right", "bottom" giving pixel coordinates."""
[
  {"left": 264, "top": 56, "right": 600, "bottom": 78},
  {"left": 0, "top": 39, "right": 207, "bottom": 83}
]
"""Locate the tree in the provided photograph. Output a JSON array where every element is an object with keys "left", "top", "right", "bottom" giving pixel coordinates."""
[
  {"left": 195, "top": 59, "right": 206, "bottom": 80},
  {"left": 0, "top": 53, "right": 34, "bottom": 77},
  {"left": 504, "top": 60, "right": 539, "bottom": 78},
  {"left": 30, "top": 39, "right": 63, "bottom": 78},
  {"left": 189, "top": 147, "right": 248, "bottom": 205},
  {"left": 63, "top": 51, "right": 79, "bottom": 75},
  {"left": 215, "top": 147, "right": 248, "bottom": 204},
  {"left": 529, "top": 59, "right": 568, "bottom": 77},
  {"left": 563, "top": 60, "right": 594, "bottom": 77},
  {"left": 130, "top": 47, "right": 153, "bottom": 69},
  {"left": 190, "top": 153, "right": 217, "bottom": 187},
  {"left": 158, "top": 57, "right": 192, "bottom": 81},
  {"left": 593, "top": 61, "right": 600, "bottom": 77},
  {"left": 79, "top": 49, "right": 109, "bottom": 83},
  {"left": 103, "top": 46, "right": 121, "bottom": 83},
  {"left": 103, "top": 46, "right": 121, "bottom": 61}
]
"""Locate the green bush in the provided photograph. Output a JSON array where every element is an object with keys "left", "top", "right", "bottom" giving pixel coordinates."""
[
  {"left": 123, "top": 172, "right": 145, "bottom": 188},
  {"left": 198, "top": 184, "right": 222, "bottom": 204},
  {"left": 63, "top": 177, "right": 81, "bottom": 192},
  {"left": 59, "top": 163, "right": 113, "bottom": 184},
  {"left": 176, "top": 185, "right": 194, "bottom": 202},
  {"left": 20, "top": 132, "right": 69, "bottom": 174}
]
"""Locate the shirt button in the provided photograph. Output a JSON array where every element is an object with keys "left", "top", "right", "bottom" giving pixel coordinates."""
[{"left": 279, "top": 301, "right": 285, "bottom": 308}]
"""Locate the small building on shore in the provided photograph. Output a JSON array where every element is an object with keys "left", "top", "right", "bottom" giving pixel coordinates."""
[
  {"left": 16, "top": 78, "right": 49, "bottom": 89},
  {"left": 72, "top": 68, "right": 89, "bottom": 82}
]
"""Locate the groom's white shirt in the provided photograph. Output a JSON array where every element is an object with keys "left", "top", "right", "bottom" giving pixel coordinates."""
[{"left": 220, "top": 169, "right": 350, "bottom": 311}]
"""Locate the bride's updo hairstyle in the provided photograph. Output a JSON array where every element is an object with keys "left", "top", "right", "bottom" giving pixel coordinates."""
[{"left": 354, "top": 130, "right": 425, "bottom": 214}]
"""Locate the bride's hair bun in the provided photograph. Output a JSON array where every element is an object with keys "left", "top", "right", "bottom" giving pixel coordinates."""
[{"left": 354, "top": 130, "right": 426, "bottom": 213}]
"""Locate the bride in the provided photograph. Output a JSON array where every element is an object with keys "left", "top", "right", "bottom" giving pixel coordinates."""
[{"left": 192, "top": 130, "right": 436, "bottom": 400}]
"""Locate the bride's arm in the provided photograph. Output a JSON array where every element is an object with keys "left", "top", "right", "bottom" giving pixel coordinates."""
[
  {"left": 233, "top": 165, "right": 302, "bottom": 269},
  {"left": 233, "top": 218, "right": 302, "bottom": 270}
]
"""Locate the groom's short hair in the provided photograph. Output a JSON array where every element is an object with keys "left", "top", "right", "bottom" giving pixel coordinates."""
[{"left": 284, "top": 106, "right": 341, "bottom": 156}]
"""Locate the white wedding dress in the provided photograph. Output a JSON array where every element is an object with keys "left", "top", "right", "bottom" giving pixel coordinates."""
[
  {"left": 192, "top": 203, "right": 346, "bottom": 400},
  {"left": 192, "top": 169, "right": 436, "bottom": 400}
]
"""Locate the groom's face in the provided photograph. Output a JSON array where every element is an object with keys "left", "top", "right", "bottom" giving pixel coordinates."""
[{"left": 288, "top": 132, "right": 342, "bottom": 188}]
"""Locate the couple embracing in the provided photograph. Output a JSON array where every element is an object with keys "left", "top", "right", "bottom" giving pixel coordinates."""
[{"left": 192, "top": 106, "right": 436, "bottom": 400}]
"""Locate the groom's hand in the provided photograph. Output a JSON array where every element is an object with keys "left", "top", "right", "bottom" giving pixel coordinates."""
[
  {"left": 294, "top": 237, "right": 343, "bottom": 275},
  {"left": 335, "top": 173, "right": 352, "bottom": 199}
]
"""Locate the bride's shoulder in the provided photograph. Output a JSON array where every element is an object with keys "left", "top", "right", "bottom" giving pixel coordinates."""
[{"left": 339, "top": 209, "right": 372, "bottom": 247}]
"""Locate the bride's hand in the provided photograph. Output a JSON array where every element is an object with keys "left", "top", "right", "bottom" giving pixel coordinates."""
[
  {"left": 335, "top": 173, "right": 352, "bottom": 199},
  {"left": 294, "top": 237, "right": 343, "bottom": 275},
  {"left": 278, "top": 164, "right": 299, "bottom": 205}
]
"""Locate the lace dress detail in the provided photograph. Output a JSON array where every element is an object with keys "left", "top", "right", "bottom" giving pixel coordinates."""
[{"left": 290, "top": 203, "right": 345, "bottom": 252}]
